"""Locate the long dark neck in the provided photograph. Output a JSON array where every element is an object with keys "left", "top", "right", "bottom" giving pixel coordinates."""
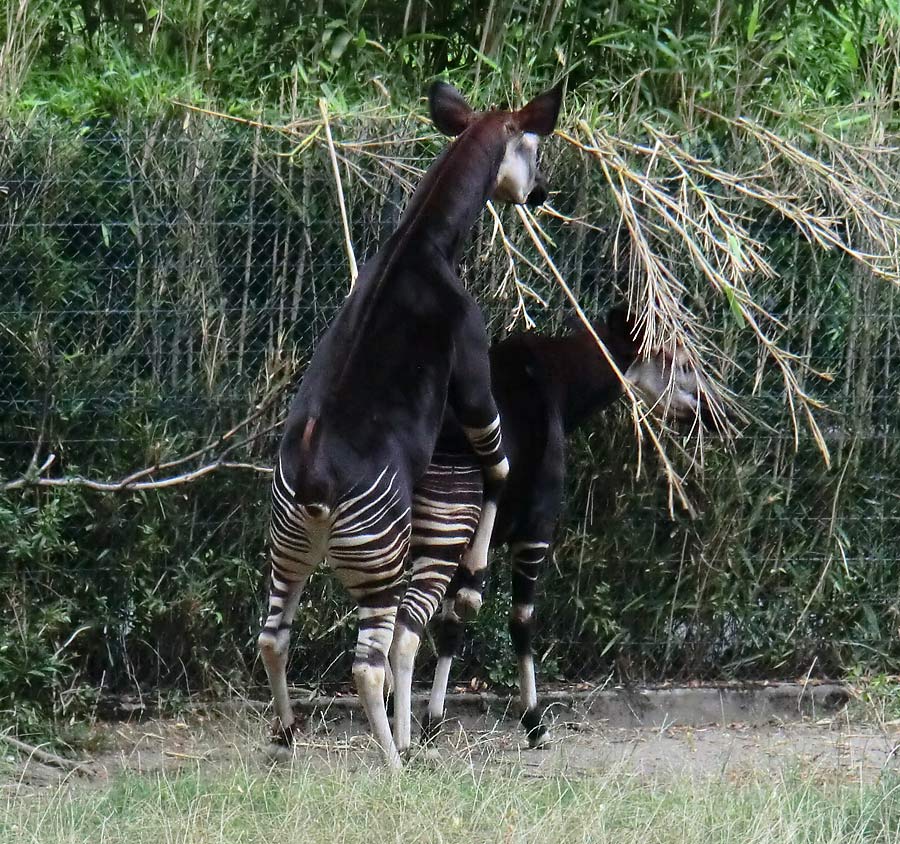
[
  {"left": 555, "top": 330, "right": 639, "bottom": 432},
  {"left": 390, "top": 120, "right": 506, "bottom": 265}
]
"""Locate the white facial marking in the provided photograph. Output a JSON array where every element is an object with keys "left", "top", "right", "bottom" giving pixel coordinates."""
[
  {"left": 625, "top": 348, "right": 702, "bottom": 421},
  {"left": 494, "top": 132, "right": 540, "bottom": 204}
]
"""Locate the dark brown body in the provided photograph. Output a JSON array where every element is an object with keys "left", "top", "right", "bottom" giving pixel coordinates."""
[
  {"left": 261, "top": 81, "right": 564, "bottom": 767},
  {"left": 427, "top": 308, "right": 716, "bottom": 746}
]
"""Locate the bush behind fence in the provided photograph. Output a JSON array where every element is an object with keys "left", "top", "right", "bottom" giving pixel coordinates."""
[{"left": 1, "top": 116, "right": 898, "bottom": 723}]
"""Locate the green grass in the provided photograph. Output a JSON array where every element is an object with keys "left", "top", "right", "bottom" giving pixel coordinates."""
[{"left": 2, "top": 760, "right": 899, "bottom": 844}]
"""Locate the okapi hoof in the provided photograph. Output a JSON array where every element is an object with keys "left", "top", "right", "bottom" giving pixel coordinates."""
[
  {"left": 522, "top": 709, "right": 549, "bottom": 749},
  {"left": 453, "top": 587, "right": 483, "bottom": 620},
  {"left": 265, "top": 718, "right": 301, "bottom": 761}
]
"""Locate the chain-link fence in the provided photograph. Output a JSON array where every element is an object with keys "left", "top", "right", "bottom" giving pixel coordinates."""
[{"left": 1, "top": 116, "right": 898, "bottom": 715}]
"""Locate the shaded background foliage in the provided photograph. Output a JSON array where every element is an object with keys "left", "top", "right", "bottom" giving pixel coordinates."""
[{"left": 1, "top": 0, "right": 899, "bottom": 729}]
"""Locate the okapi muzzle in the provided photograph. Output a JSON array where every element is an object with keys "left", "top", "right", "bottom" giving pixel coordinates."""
[
  {"left": 624, "top": 348, "right": 728, "bottom": 433},
  {"left": 525, "top": 171, "right": 549, "bottom": 206},
  {"left": 494, "top": 132, "right": 548, "bottom": 206}
]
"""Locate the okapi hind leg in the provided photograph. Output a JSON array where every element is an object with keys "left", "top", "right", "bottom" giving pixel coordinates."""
[
  {"left": 509, "top": 540, "right": 550, "bottom": 748},
  {"left": 423, "top": 595, "right": 466, "bottom": 748},
  {"left": 258, "top": 564, "right": 312, "bottom": 751},
  {"left": 329, "top": 472, "right": 412, "bottom": 769},
  {"left": 393, "top": 457, "right": 480, "bottom": 755}
]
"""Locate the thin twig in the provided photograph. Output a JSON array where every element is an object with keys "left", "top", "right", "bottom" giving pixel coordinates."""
[{"left": 319, "top": 97, "right": 359, "bottom": 288}]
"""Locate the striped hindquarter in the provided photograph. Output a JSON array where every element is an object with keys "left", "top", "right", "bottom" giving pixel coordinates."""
[
  {"left": 390, "top": 451, "right": 482, "bottom": 755},
  {"left": 260, "top": 463, "right": 412, "bottom": 766},
  {"left": 259, "top": 454, "right": 481, "bottom": 762}
]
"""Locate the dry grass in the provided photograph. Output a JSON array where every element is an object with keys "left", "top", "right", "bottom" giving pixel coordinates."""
[{"left": 1, "top": 753, "right": 898, "bottom": 844}]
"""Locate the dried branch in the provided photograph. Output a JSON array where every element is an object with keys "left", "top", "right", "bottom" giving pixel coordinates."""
[
  {"left": 2, "top": 455, "right": 274, "bottom": 493},
  {"left": 555, "top": 114, "right": 886, "bottom": 466},
  {"left": 319, "top": 97, "right": 359, "bottom": 288},
  {"left": 0, "top": 733, "right": 94, "bottom": 776},
  {"left": 484, "top": 201, "right": 550, "bottom": 329},
  {"left": 1, "top": 373, "right": 292, "bottom": 493}
]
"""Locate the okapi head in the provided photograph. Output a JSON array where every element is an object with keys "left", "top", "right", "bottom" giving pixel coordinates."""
[
  {"left": 604, "top": 307, "right": 723, "bottom": 430},
  {"left": 428, "top": 81, "right": 564, "bottom": 206}
]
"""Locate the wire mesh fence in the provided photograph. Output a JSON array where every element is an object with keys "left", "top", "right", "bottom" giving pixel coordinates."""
[{"left": 1, "top": 115, "right": 898, "bottom": 714}]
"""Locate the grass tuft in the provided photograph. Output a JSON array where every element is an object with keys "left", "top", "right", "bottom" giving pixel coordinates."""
[{"left": 2, "top": 758, "right": 900, "bottom": 844}]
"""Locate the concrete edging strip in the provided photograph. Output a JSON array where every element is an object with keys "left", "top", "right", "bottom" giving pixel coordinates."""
[{"left": 207, "top": 682, "right": 850, "bottom": 730}]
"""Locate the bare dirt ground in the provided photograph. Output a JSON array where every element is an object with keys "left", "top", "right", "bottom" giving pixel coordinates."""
[{"left": 4, "top": 691, "right": 899, "bottom": 793}]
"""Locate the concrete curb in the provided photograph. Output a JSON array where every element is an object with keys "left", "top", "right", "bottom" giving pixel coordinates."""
[{"left": 205, "top": 682, "right": 850, "bottom": 731}]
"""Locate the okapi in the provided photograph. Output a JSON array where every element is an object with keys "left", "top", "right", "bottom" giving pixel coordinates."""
[
  {"left": 261, "top": 81, "right": 564, "bottom": 767},
  {"left": 423, "top": 306, "right": 721, "bottom": 748}
]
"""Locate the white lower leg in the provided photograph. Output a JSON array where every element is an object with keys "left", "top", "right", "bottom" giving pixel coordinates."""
[
  {"left": 511, "top": 599, "right": 548, "bottom": 748},
  {"left": 353, "top": 661, "right": 402, "bottom": 769},
  {"left": 388, "top": 625, "right": 420, "bottom": 754},
  {"left": 354, "top": 607, "right": 402, "bottom": 768},
  {"left": 259, "top": 633, "right": 293, "bottom": 727},
  {"left": 429, "top": 656, "right": 453, "bottom": 722},
  {"left": 518, "top": 654, "right": 537, "bottom": 713},
  {"left": 258, "top": 577, "right": 307, "bottom": 732}
]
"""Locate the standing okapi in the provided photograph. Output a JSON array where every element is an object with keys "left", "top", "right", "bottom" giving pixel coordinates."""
[
  {"left": 261, "top": 81, "right": 564, "bottom": 767},
  {"left": 424, "top": 307, "right": 721, "bottom": 748}
]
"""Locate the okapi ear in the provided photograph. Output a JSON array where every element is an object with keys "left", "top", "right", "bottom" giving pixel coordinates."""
[
  {"left": 516, "top": 80, "right": 564, "bottom": 136},
  {"left": 429, "top": 81, "right": 475, "bottom": 137}
]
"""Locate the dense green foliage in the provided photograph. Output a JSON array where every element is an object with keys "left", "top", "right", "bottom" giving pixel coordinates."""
[
  {"left": 7, "top": 1, "right": 897, "bottom": 121},
  {"left": 2, "top": 1, "right": 899, "bottom": 733}
]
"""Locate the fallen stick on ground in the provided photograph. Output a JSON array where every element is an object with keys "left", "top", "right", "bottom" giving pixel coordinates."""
[{"left": 0, "top": 734, "right": 94, "bottom": 776}]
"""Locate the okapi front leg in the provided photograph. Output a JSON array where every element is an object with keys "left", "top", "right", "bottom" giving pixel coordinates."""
[
  {"left": 449, "top": 302, "right": 509, "bottom": 620},
  {"left": 509, "top": 540, "right": 550, "bottom": 748},
  {"left": 456, "top": 411, "right": 508, "bottom": 618}
]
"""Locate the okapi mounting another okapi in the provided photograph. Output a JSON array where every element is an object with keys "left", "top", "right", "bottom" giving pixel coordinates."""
[
  {"left": 423, "top": 306, "right": 724, "bottom": 750},
  {"left": 260, "top": 81, "right": 564, "bottom": 767}
]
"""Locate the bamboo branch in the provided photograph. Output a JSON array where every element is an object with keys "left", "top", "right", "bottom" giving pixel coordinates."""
[{"left": 319, "top": 97, "right": 359, "bottom": 288}]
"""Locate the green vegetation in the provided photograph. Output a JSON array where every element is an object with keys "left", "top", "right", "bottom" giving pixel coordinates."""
[
  {"left": 2, "top": 1, "right": 900, "bottom": 734},
  {"left": 5, "top": 1, "right": 897, "bottom": 122},
  {"left": 2, "top": 761, "right": 899, "bottom": 844}
]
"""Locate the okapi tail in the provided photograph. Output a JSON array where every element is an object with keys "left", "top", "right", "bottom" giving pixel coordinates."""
[
  {"left": 302, "top": 502, "right": 331, "bottom": 520},
  {"left": 284, "top": 416, "right": 336, "bottom": 521}
]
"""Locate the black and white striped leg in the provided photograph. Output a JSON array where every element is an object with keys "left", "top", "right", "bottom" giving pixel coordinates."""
[
  {"left": 351, "top": 599, "right": 404, "bottom": 768},
  {"left": 508, "top": 540, "right": 550, "bottom": 748},
  {"left": 262, "top": 459, "right": 329, "bottom": 749},
  {"left": 457, "top": 413, "right": 508, "bottom": 619},
  {"left": 328, "top": 470, "right": 412, "bottom": 769},
  {"left": 258, "top": 564, "right": 312, "bottom": 749},
  {"left": 392, "top": 458, "right": 480, "bottom": 755}
]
